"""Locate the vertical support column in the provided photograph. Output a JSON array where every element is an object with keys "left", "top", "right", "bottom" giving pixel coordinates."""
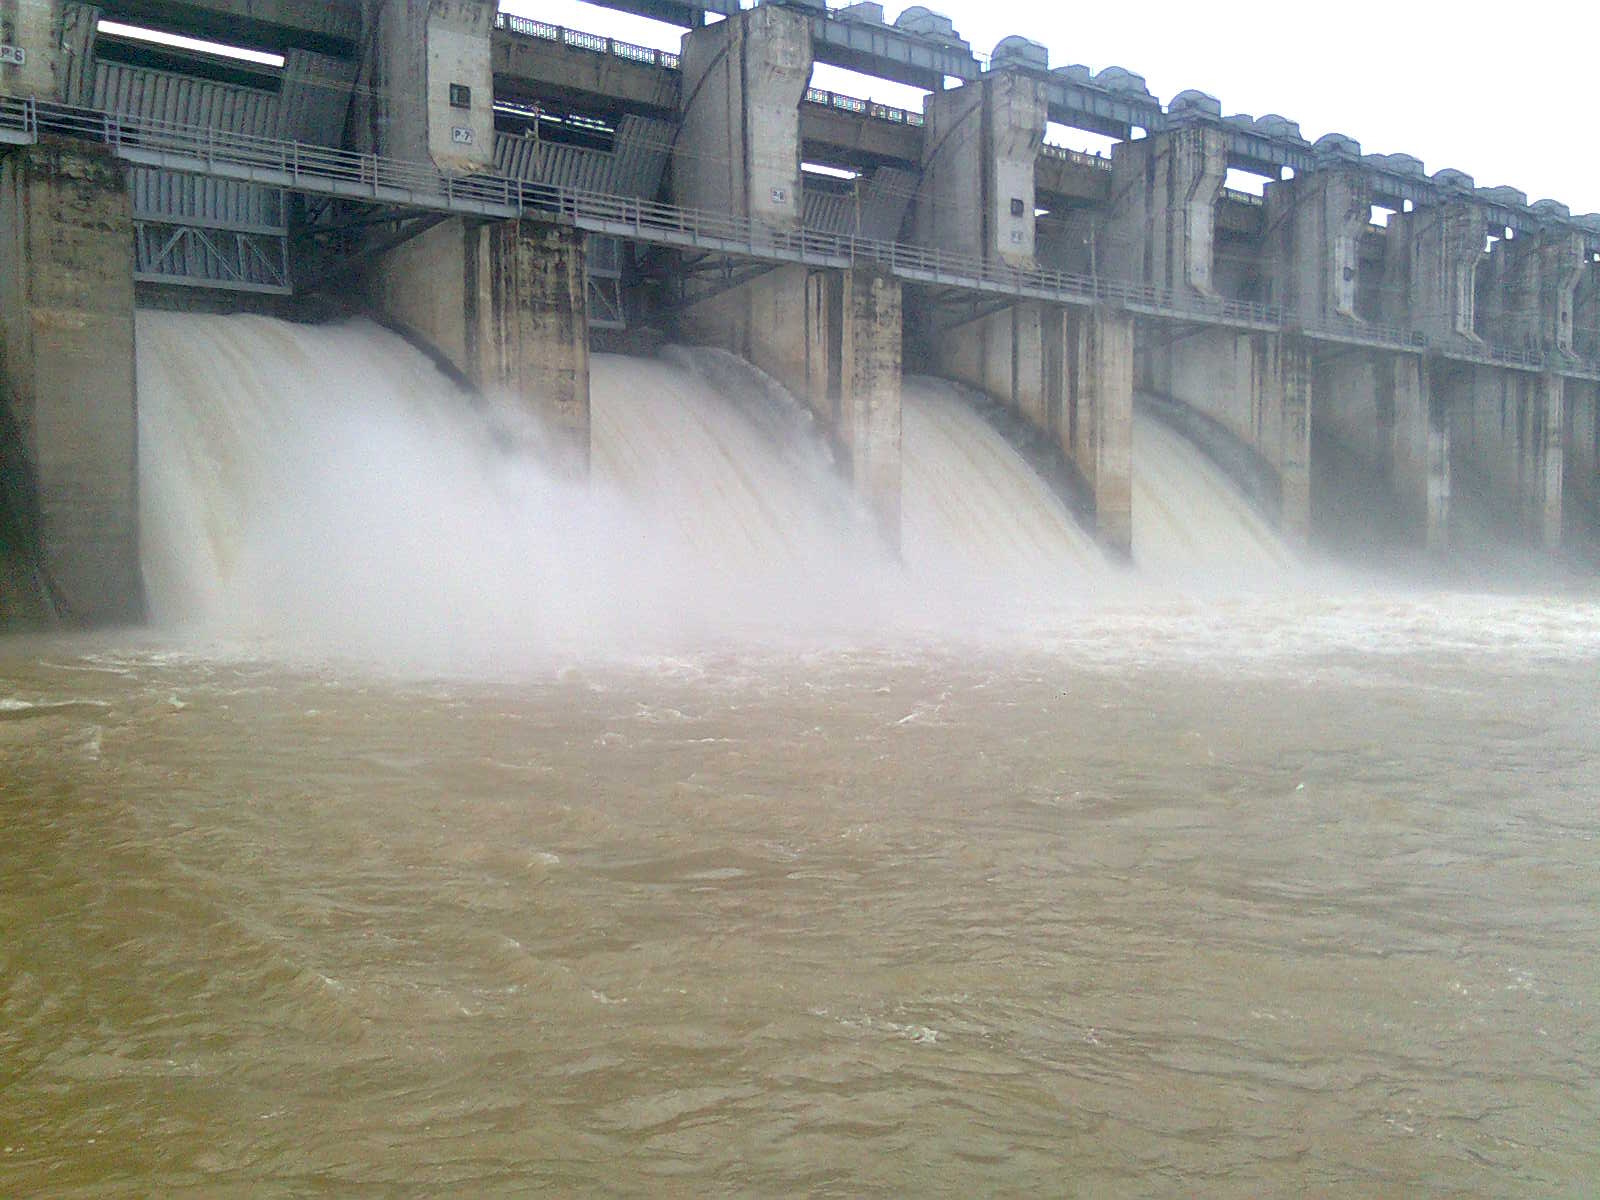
[
  {"left": 0, "top": 141, "right": 141, "bottom": 623},
  {"left": 1105, "top": 125, "right": 1227, "bottom": 296},
  {"left": 1068, "top": 307, "right": 1133, "bottom": 555},
  {"left": 359, "top": 0, "right": 497, "bottom": 171},
  {"left": 1538, "top": 233, "right": 1586, "bottom": 355},
  {"left": 1447, "top": 364, "right": 1565, "bottom": 547},
  {"left": 1263, "top": 167, "right": 1369, "bottom": 321},
  {"left": 1564, "top": 380, "right": 1598, "bottom": 537},
  {"left": 475, "top": 220, "right": 590, "bottom": 474},
  {"left": 673, "top": 4, "right": 810, "bottom": 227},
  {"left": 1533, "top": 372, "right": 1564, "bottom": 548},
  {"left": 915, "top": 70, "right": 1046, "bottom": 266},
  {"left": 367, "top": 217, "right": 589, "bottom": 473},
  {"left": 840, "top": 268, "right": 902, "bottom": 549},
  {"left": 1386, "top": 202, "right": 1486, "bottom": 340},
  {"left": 1384, "top": 355, "right": 1451, "bottom": 550},
  {"left": 1276, "top": 336, "right": 1312, "bottom": 542}
]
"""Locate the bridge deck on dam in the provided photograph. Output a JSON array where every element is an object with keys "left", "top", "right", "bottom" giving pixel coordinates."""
[{"left": 3, "top": 93, "right": 1595, "bottom": 383}]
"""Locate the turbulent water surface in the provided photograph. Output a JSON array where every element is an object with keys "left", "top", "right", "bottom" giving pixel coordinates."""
[{"left": 3, "top": 313, "right": 1598, "bottom": 1196}]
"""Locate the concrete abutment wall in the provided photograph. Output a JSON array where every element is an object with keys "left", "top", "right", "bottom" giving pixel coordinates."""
[{"left": 0, "top": 139, "right": 142, "bottom": 624}]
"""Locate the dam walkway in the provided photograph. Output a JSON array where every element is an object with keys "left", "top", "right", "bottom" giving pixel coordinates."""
[{"left": 3, "top": 93, "right": 1595, "bottom": 382}]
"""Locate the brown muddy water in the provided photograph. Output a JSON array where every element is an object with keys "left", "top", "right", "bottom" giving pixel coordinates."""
[{"left": 4, "top": 592, "right": 1599, "bottom": 1197}]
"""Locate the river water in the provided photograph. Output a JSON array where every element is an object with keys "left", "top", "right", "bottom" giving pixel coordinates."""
[{"left": 3, "top": 314, "right": 1598, "bottom": 1196}]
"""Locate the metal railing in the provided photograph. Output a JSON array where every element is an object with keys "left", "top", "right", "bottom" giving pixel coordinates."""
[
  {"left": 1, "top": 93, "right": 1593, "bottom": 379},
  {"left": 1040, "top": 143, "right": 1113, "bottom": 172},
  {"left": 494, "top": 13, "right": 681, "bottom": 71},
  {"left": 1220, "top": 187, "right": 1264, "bottom": 207},
  {"left": 803, "top": 86, "right": 925, "bottom": 128}
]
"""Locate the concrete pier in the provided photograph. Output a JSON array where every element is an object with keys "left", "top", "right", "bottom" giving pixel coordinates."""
[
  {"left": 1565, "top": 381, "right": 1599, "bottom": 540},
  {"left": 932, "top": 301, "right": 1133, "bottom": 553},
  {"left": 1143, "top": 331, "right": 1312, "bottom": 540},
  {"left": 1105, "top": 127, "right": 1227, "bottom": 297},
  {"left": 673, "top": 5, "right": 810, "bottom": 226},
  {"left": 672, "top": 7, "right": 903, "bottom": 545},
  {"left": 1314, "top": 352, "right": 1450, "bottom": 549},
  {"left": 679, "top": 263, "right": 904, "bottom": 547},
  {"left": 357, "top": 0, "right": 498, "bottom": 171},
  {"left": 1478, "top": 229, "right": 1587, "bottom": 354},
  {"left": 367, "top": 217, "right": 591, "bottom": 472},
  {"left": 915, "top": 71, "right": 1047, "bottom": 266},
  {"left": 1264, "top": 168, "right": 1369, "bottom": 322},
  {"left": 1386, "top": 202, "right": 1485, "bottom": 341},
  {"left": 1449, "top": 367, "right": 1564, "bottom": 547},
  {"left": 0, "top": 140, "right": 142, "bottom": 623}
]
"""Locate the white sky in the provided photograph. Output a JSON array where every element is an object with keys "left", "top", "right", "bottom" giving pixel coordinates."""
[{"left": 502, "top": 0, "right": 1598, "bottom": 217}]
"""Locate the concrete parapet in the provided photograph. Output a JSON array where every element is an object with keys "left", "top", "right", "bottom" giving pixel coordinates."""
[
  {"left": 1143, "top": 328, "right": 1311, "bottom": 540},
  {"left": 1385, "top": 202, "right": 1486, "bottom": 341},
  {"left": 673, "top": 4, "right": 811, "bottom": 228},
  {"left": 932, "top": 301, "right": 1132, "bottom": 553},
  {"left": 1263, "top": 168, "right": 1368, "bottom": 322},
  {"left": 0, "top": 139, "right": 142, "bottom": 624},
  {"left": 678, "top": 264, "right": 903, "bottom": 546},
  {"left": 1105, "top": 126, "right": 1227, "bottom": 296},
  {"left": 366, "top": 216, "right": 590, "bottom": 472},
  {"left": 359, "top": 0, "right": 498, "bottom": 172},
  {"left": 915, "top": 71, "right": 1047, "bottom": 266}
]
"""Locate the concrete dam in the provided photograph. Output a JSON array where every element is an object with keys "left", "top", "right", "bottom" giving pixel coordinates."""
[{"left": 2, "top": 0, "right": 1598, "bottom": 628}]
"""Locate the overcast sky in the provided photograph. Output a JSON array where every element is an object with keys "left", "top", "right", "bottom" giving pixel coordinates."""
[{"left": 503, "top": 0, "right": 1597, "bottom": 215}]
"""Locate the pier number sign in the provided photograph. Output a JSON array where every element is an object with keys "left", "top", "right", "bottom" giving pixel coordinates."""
[
  {"left": 451, "top": 126, "right": 475, "bottom": 145},
  {"left": 0, "top": 45, "right": 26, "bottom": 67}
]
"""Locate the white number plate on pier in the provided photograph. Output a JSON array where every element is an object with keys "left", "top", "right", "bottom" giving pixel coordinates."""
[
  {"left": 0, "top": 45, "right": 26, "bottom": 66},
  {"left": 451, "top": 126, "right": 475, "bottom": 145}
]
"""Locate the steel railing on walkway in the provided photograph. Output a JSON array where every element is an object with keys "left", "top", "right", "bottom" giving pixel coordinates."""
[{"left": 2, "top": 93, "right": 1594, "bottom": 380}]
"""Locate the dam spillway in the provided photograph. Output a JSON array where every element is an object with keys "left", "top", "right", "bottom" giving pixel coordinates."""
[{"left": 132, "top": 310, "right": 1312, "bottom": 657}]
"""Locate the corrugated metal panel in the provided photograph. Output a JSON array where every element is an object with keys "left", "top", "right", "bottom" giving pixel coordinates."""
[
  {"left": 802, "top": 186, "right": 852, "bottom": 234},
  {"left": 803, "top": 167, "right": 918, "bottom": 239},
  {"left": 493, "top": 117, "right": 673, "bottom": 200},
  {"left": 858, "top": 166, "right": 917, "bottom": 241},
  {"left": 610, "top": 116, "right": 672, "bottom": 199},
  {"left": 277, "top": 50, "right": 357, "bottom": 145},
  {"left": 97, "top": 61, "right": 289, "bottom": 291},
  {"left": 93, "top": 60, "right": 280, "bottom": 135},
  {"left": 130, "top": 167, "right": 284, "bottom": 232}
]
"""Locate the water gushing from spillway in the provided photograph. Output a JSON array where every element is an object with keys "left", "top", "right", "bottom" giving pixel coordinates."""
[
  {"left": 1131, "top": 409, "right": 1297, "bottom": 584},
  {"left": 134, "top": 311, "right": 1304, "bottom": 663},
  {"left": 899, "top": 379, "right": 1105, "bottom": 587}
]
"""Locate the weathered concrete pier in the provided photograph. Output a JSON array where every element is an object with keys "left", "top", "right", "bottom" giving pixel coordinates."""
[{"left": 2, "top": 0, "right": 1598, "bottom": 621}]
